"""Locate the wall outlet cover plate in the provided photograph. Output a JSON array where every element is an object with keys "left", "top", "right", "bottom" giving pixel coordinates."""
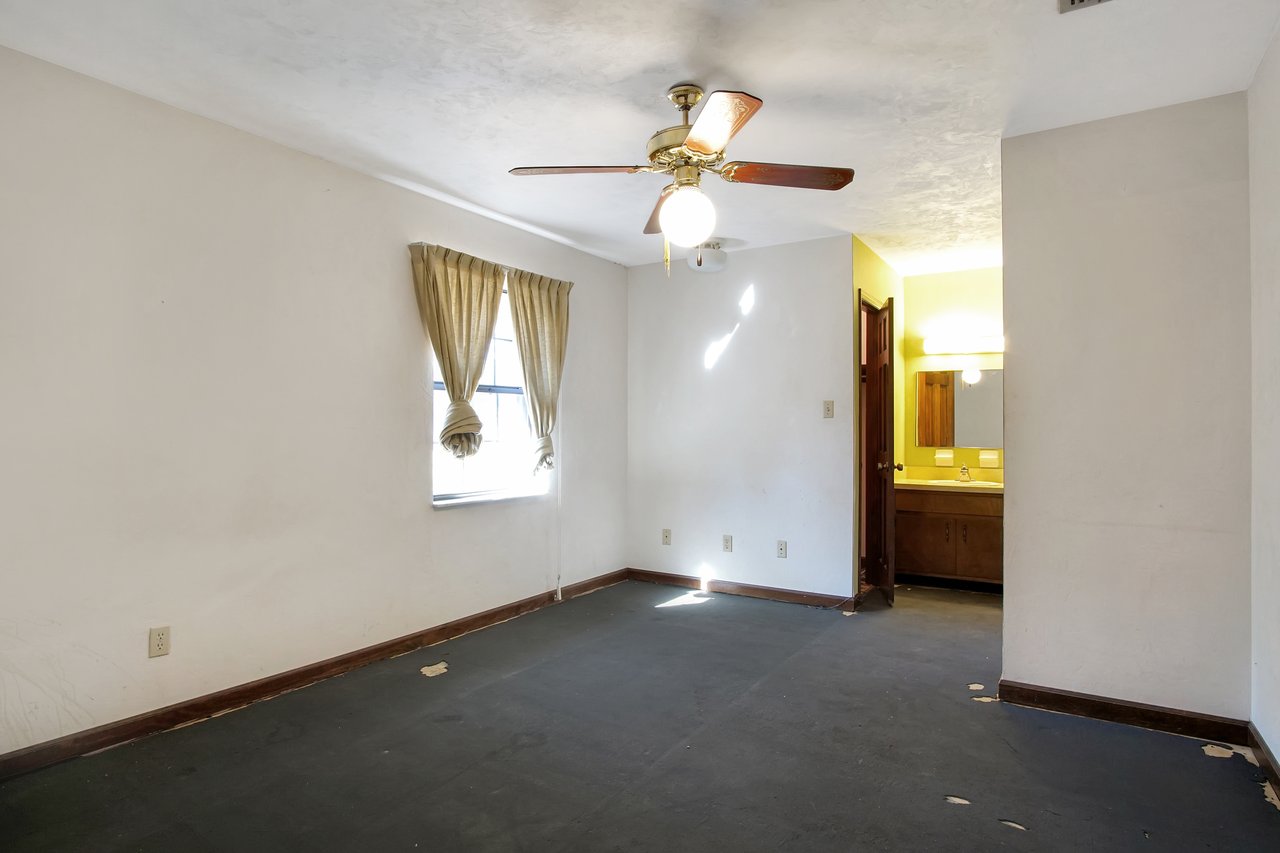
[{"left": 148, "top": 626, "right": 170, "bottom": 658}]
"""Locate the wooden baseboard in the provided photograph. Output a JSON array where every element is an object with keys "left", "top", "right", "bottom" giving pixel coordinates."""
[
  {"left": 998, "top": 680, "right": 1251, "bottom": 744},
  {"left": 0, "top": 568, "right": 630, "bottom": 782},
  {"left": 626, "top": 568, "right": 851, "bottom": 609},
  {"left": 627, "top": 568, "right": 703, "bottom": 591},
  {"left": 561, "top": 568, "right": 629, "bottom": 599},
  {"left": 1250, "top": 722, "right": 1280, "bottom": 791}
]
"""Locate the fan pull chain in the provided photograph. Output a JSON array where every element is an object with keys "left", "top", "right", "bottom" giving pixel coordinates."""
[{"left": 664, "top": 237, "right": 670, "bottom": 277}]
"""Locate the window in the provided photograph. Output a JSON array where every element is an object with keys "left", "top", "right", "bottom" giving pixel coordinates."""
[{"left": 431, "top": 287, "right": 549, "bottom": 504}]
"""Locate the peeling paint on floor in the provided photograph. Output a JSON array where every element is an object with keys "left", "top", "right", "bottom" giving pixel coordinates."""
[
  {"left": 971, "top": 696, "right": 999, "bottom": 703},
  {"left": 1264, "top": 781, "right": 1280, "bottom": 812},
  {"left": 967, "top": 683, "right": 984, "bottom": 691},
  {"left": 1200, "top": 743, "right": 1259, "bottom": 766},
  {"left": 419, "top": 662, "right": 448, "bottom": 677},
  {"left": 999, "top": 819, "right": 1028, "bottom": 831},
  {"left": 944, "top": 796, "right": 971, "bottom": 805}
]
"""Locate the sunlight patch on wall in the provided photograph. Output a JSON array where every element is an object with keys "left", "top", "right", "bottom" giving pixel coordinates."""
[
  {"left": 704, "top": 324, "right": 740, "bottom": 370},
  {"left": 697, "top": 562, "right": 715, "bottom": 592}
]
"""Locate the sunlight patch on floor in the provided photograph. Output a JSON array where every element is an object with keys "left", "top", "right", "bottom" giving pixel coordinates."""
[{"left": 655, "top": 591, "right": 714, "bottom": 608}]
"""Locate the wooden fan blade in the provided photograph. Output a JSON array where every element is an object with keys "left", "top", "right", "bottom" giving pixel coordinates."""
[
  {"left": 509, "top": 166, "right": 647, "bottom": 176},
  {"left": 684, "top": 91, "right": 763, "bottom": 155},
  {"left": 643, "top": 186, "right": 675, "bottom": 234},
  {"left": 719, "top": 161, "right": 854, "bottom": 190}
]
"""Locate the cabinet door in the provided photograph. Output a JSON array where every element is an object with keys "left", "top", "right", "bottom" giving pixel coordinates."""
[
  {"left": 955, "top": 516, "right": 1003, "bottom": 581},
  {"left": 895, "top": 513, "right": 956, "bottom": 576}
]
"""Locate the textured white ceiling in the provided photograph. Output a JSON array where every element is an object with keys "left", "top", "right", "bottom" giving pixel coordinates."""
[{"left": 2, "top": 0, "right": 1278, "bottom": 271}]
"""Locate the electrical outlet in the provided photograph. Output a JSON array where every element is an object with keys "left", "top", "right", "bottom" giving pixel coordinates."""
[
  {"left": 823, "top": 400, "right": 835, "bottom": 419},
  {"left": 722, "top": 534, "right": 733, "bottom": 553},
  {"left": 776, "top": 540, "right": 788, "bottom": 558},
  {"left": 662, "top": 528, "right": 672, "bottom": 546},
  {"left": 148, "top": 626, "right": 170, "bottom": 658}
]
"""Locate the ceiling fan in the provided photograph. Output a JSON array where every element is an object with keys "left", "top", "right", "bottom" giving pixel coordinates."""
[{"left": 510, "top": 84, "right": 855, "bottom": 249}]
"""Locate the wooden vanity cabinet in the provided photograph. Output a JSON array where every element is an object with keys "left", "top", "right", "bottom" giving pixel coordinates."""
[{"left": 895, "top": 490, "right": 1003, "bottom": 583}]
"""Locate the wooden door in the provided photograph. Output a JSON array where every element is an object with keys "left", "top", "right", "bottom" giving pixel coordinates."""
[
  {"left": 955, "top": 516, "right": 1004, "bottom": 581},
  {"left": 864, "top": 298, "right": 899, "bottom": 604}
]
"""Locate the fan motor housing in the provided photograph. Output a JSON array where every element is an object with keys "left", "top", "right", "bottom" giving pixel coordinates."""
[
  {"left": 646, "top": 125, "right": 690, "bottom": 163},
  {"left": 646, "top": 125, "right": 722, "bottom": 173}
]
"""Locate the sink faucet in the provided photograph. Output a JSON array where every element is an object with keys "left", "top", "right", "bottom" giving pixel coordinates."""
[{"left": 958, "top": 465, "right": 972, "bottom": 482}]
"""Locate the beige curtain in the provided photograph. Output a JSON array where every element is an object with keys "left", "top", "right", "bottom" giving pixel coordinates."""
[
  {"left": 408, "top": 243, "right": 504, "bottom": 459},
  {"left": 507, "top": 268, "right": 573, "bottom": 470}
]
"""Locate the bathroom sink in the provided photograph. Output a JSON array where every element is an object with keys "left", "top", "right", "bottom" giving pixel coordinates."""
[{"left": 894, "top": 477, "right": 1004, "bottom": 492}]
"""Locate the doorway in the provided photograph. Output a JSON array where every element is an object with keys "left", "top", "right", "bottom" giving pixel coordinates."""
[{"left": 856, "top": 293, "right": 900, "bottom": 607}]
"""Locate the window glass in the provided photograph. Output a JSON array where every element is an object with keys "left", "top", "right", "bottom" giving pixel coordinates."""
[
  {"left": 430, "top": 286, "right": 548, "bottom": 502},
  {"left": 492, "top": 339, "right": 523, "bottom": 388}
]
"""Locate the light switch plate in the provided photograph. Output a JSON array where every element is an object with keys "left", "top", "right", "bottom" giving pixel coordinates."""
[{"left": 822, "top": 400, "right": 835, "bottom": 419}]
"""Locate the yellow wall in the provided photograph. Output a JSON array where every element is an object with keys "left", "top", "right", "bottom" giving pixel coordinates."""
[
  {"left": 852, "top": 237, "right": 905, "bottom": 466},
  {"left": 900, "top": 267, "right": 1004, "bottom": 480}
]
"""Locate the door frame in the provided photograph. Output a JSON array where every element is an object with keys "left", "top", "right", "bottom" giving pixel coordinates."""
[{"left": 854, "top": 290, "right": 882, "bottom": 605}]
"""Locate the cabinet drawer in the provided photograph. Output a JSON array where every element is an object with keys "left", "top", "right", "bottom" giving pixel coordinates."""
[{"left": 895, "top": 490, "right": 1003, "bottom": 518}]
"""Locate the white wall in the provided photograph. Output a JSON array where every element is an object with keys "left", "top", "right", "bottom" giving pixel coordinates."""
[
  {"left": 1001, "top": 94, "right": 1253, "bottom": 718},
  {"left": 0, "top": 46, "right": 628, "bottom": 754},
  {"left": 626, "top": 238, "right": 855, "bottom": 597},
  {"left": 1250, "top": 28, "right": 1280, "bottom": 750}
]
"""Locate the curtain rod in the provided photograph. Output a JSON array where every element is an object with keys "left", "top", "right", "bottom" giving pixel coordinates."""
[{"left": 411, "top": 242, "right": 572, "bottom": 287}]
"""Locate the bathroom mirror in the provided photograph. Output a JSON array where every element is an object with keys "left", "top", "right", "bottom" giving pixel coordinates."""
[{"left": 916, "top": 369, "right": 1004, "bottom": 448}]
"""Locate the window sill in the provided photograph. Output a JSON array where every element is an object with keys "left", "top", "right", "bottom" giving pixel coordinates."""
[{"left": 431, "top": 489, "right": 550, "bottom": 510}]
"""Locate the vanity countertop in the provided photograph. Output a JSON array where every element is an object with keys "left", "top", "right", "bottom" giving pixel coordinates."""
[{"left": 895, "top": 478, "right": 1004, "bottom": 495}]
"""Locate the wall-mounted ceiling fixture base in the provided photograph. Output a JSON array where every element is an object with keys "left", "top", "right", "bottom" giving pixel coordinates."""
[
  {"left": 688, "top": 242, "right": 727, "bottom": 273},
  {"left": 1059, "top": 0, "right": 1114, "bottom": 13},
  {"left": 666, "top": 84, "right": 705, "bottom": 115}
]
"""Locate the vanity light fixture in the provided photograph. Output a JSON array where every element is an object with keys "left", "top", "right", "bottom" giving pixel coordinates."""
[{"left": 922, "top": 335, "right": 1005, "bottom": 355}]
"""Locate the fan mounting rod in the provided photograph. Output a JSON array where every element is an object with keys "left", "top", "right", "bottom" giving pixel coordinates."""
[{"left": 648, "top": 84, "right": 722, "bottom": 176}]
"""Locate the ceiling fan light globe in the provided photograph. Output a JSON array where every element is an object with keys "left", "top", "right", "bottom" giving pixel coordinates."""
[{"left": 658, "top": 186, "right": 716, "bottom": 247}]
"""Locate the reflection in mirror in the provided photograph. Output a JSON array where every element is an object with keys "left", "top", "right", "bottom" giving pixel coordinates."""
[{"left": 916, "top": 369, "right": 1003, "bottom": 448}]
